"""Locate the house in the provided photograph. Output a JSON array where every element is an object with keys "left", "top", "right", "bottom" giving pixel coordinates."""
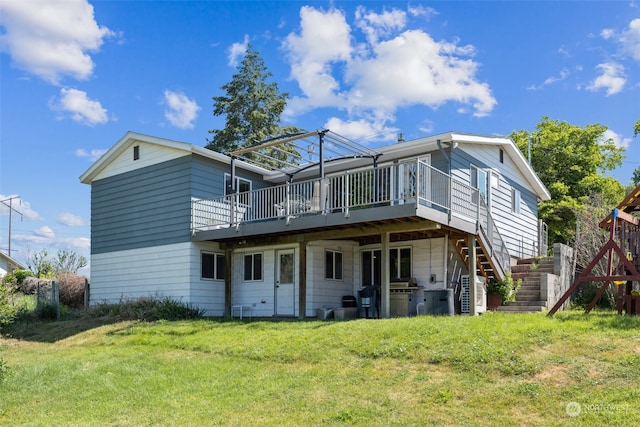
[
  {"left": 0, "top": 251, "right": 26, "bottom": 278},
  {"left": 80, "top": 130, "right": 550, "bottom": 318}
]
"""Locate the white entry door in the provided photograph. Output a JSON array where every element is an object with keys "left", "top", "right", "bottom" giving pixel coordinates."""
[{"left": 275, "top": 250, "right": 295, "bottom": 316}]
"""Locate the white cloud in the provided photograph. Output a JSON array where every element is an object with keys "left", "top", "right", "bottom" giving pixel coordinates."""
[
  {"left": 163, "top": 90, "right": 201, "bottom": 129},
  {"left": 527, "top": 69, "right": 570, "bottom": 91},
  {"left": 52, "top": 88, "right": 109, "bottom": 125},
  {"left": 324, "top": 116, "right": 398, "bottom": 142},
  {"left": 0, "top": 194, "right": 41, "bottom": 220},
  {"left": 601, "top": 28, "right": 615, "bottom": 40},
  {"left": 348, "top": 30, "right": 493, "bottom": 116},
  {"left": 283, "top": 6, "right": 353, "bottom": 113},
  {"left": 599, "top": 129, "right": 631, "bottom": 149},
  {"left": 0, "top": 0, "right": 113, "bottom": 84},
  {"left": 75, "top": 148, "right": 107, "bottom": 161},
  {"left": 58, "top": 237, "right": 91, "bottom": 250},
  {"left": 228, "top": 34, "right": 249, "bottom": 67},
  {"left": 408, "top": 5, "right": 438, "bottom": 19},
  {"left": 34, "top": 226, "right": 55, "bottom": 239},
  {"left": 282, "top": 6, "right": 496, "bottom": 132},
  {"left": 57, "top": 213, "right": 86, "bottom": 227},
  {"left": 586, "top": 62, "right": 626, "bottom": 95},
  {"left": 355, "top": 6, "right": 407, "bottom": 45},
  {"left": 619, "top": 18, "right": 640, "bottom": 61}
]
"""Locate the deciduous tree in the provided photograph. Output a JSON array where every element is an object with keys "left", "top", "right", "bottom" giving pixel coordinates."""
[
  {"left": 510, "top": 117, "right": 625, "bottom": 244},
  {"left": 27, "top": 248, "right": 87, "bottom": 277}
]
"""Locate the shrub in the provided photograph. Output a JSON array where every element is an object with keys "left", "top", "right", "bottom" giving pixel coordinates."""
[
  {"left": 36, "top": 301, "right": 59, "bottom": 320},
  {"left": 57, "top": 272, "right": 87, "bottom": 309},
  {"left": 85, "top": 297, "right": 205, "bottom": 322},
  {"left": 572, "top": 281, "right": 615, "bottom": 309},
  {"left": 487, "top": 271, "right": 522, "bottom": 304},
  {"left": 2, "top": 273, "right": 16, "bottom": 286},
  {"left": 19, "top": 277, "right": 48, "bottom": 295},
  {"left": 0, "top": 284, "right": 19, "bottom": 325},
  {"left": 13, "top": 269, "right": 34, "bottom": 286}
]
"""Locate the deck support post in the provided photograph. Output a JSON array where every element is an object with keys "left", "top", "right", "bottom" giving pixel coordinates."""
[
  {"left": 224, "top": 247, "right": 233, "bottom": 317},
  {"left": 298, "top": 240, "right": 307, "bottom": 319},
  {"left": 381, "top": 232, "right": 390, "bottom": 318}
]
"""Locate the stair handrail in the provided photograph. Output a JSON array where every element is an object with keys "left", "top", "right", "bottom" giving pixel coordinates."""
[{"left": 476, "top": 196, "right": 509, "bottom": 280}]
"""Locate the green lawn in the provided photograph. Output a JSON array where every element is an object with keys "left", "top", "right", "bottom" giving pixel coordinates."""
[{"left": 1, "top": 311, "right": 639, "bottom": 426}]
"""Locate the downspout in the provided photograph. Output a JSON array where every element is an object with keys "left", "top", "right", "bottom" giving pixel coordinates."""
[{"left": 436, "top": 139, "right": 451, "bottom": 175}]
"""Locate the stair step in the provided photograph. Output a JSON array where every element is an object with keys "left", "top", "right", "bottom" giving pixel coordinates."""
[
  {"left": 516, "top": 290, "right": 540, "bottom": 298},
  {"left": 517, "top": 257, "right": 539, "bottom": 265},
  {"left": 508, "top": 300, "right": 546, "bottom": 306},
  {"left": 496, "top": 305, "right": 546, "bottom": 313}
]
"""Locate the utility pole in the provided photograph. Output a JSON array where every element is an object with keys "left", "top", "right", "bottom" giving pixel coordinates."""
[{"left": 1, "top": 196, "right": 22, "bottom": 257}]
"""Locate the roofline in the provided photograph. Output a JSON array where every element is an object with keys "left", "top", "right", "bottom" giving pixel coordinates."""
[
  {"left": 0, "top": 251, "right": 27, "bottom": 271},
  {"left": 79, "top": 131, "right": 269, "bottom": 184},
  {"left": 380, "top": 132, "right": 550, "bottom": 201}
]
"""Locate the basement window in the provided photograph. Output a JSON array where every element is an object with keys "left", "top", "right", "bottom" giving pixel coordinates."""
[
  {"left": 325, "top": 250, "right": 343, "bottom": 280},
  {"left": 243, "top": 253, "right": 263, "bottom": 281},
  {"left": 390, "top": 247, "right": 412, "bottom": 281},
  {"left": 201, "top": 252, "right": 225, "bottom": 280}
]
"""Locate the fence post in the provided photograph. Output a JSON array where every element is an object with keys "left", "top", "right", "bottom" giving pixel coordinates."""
[
  {"left": 53, "top": 281, "right": 60, "bottom": 320},
  {"left": 84, "top": 278, "right": 90, "bottom": 308}
]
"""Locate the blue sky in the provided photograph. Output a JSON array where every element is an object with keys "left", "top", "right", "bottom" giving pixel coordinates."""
[{"left": 1, "top": 0, "right": 639, "bottom": 274}]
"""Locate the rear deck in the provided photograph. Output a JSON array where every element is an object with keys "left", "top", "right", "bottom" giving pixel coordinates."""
[{"left": 192, "top": 160, "right": 510, "bottom": 283}]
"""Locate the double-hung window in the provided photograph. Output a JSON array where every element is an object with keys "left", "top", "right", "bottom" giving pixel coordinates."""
[
  {"left": 244, "top": 253, "right": 263, "bottom": 281},
  {"left": 325, "top": 250, "right": 343, "bottom": 280},
  {"left": 390, "top": 247, "right": 411, "bottom": 280},
  {"left": 201, "top": 252, "right": 225, "bottom": 280}
]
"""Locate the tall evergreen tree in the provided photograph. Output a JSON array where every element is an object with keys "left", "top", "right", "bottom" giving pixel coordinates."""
[{"left": 206, "top": 44, "right": 300, "bottom": 157}]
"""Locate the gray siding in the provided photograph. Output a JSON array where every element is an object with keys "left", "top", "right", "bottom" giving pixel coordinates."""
[
  {"left": 191, "top": 156, "right": 269, "bottom": 199},
  {"left": 92, "top": 154, "right": 271, "bottom": 254},
  {"left": 450, "top": 147, "right": 540, "bottom": 257},
  {"left": 91, "top": 156, "right": 193, "bottom": 254}
]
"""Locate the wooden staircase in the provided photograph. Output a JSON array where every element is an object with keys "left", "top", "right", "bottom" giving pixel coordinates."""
[
  {"left": 497, "top": 257, "right": 555, "bottom": 313},
  {"left": 450, "top": 233, "right": 503, "bottom": 284}
]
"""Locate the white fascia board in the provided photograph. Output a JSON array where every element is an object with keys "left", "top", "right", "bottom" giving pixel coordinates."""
[
  {"left": 79, "top": 131, "right": 269, "bottom": 184},
  {"left": 386, "top": 132, "right": 550, "bottom": 201},
  {"left": 448, "top": 133, "right": 551, "bottom": 201}
]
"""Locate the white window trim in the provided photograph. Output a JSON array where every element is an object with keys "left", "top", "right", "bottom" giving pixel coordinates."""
[
  {"left": 325, "top": 249, "right": 344, "bottom": 281},
  {"left": 201, "top": 251, "right": 225, "bottom": 281},
  {"left": 512, "top": 188, "right": 521, "bottom": 214},
  {"left": 224, "top": 173, "right": 252, "bottom": 195},
  {"left": 243, "top": 252, "right": 263, "bottom": 282},
  {"left": 389, "top": 246, "right": 412, "bottom": 281}
]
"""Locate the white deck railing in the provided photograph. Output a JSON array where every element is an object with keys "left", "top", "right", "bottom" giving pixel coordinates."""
[{"left": 192, "top": 160, "right": 510, "bottom": 275}]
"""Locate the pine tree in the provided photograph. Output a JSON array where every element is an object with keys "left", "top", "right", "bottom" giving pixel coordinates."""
[{"left": 206, "top": 44, "right": 300, "bottom": 156}]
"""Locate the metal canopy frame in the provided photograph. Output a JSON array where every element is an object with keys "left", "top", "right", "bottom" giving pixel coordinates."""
[{"left": 228, "top": 129, "right": 383, "bottom": 183}]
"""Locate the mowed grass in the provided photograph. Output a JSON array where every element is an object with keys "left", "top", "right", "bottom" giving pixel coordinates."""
[{"left": 1, "top": 311, "right": 639, "bottom": 426}]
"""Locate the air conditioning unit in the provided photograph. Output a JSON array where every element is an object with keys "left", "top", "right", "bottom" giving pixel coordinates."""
[
  {"left": 461, "top": 275, "right": 470, "bottom": 314},
  {"left": 460, "top": 275, "right": 487, "bottom": 315}
]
